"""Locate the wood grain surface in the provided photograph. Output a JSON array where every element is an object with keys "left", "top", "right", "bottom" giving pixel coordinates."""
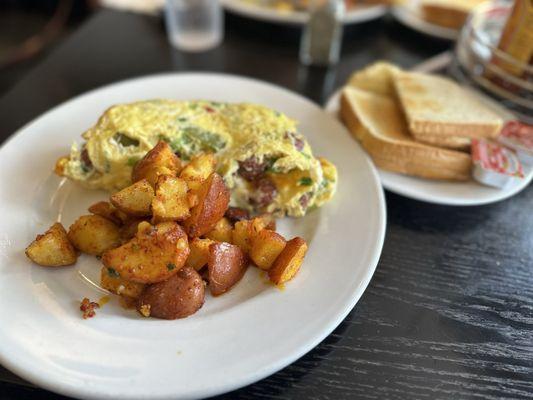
[{"left": 0, "top": 9, "right": 531, "bottom": 400}]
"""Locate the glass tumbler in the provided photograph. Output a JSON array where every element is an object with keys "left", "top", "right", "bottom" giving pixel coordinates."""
[{"left": 165, "top": 0, "right": 223, "bottom": 52}]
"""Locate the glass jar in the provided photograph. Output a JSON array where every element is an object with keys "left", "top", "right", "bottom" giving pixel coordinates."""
[{"left": 450, "top": 1, "right": 533, "bottom": 124}]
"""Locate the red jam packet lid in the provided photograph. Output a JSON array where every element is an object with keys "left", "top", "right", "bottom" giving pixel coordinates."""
[
  {"left": 498, "top": 121, "right": 533, "bottom": 165},
  {"left": 472, "top": 139, "right": 524, "bottom": 177},
  {"left": 500, "top": 121, "right": 533, "bottom": 149}
]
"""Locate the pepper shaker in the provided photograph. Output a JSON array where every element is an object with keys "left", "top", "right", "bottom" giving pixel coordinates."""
[{"left": 299, "top": 0, "right": 345, "bottom": 66}]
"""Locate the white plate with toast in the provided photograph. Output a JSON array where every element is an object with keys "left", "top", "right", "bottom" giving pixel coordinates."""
[
  {"left": 325, "top": 89, "right": 533, "bottom": 206},
  {"left": 0, "top": 73, "right": 386, "bottom": 400}
]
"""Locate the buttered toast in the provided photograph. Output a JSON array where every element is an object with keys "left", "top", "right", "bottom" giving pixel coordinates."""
[
  {"left": 393, "top": 71, "right": 503, "bottom": 149},
  {"left": 340, "top": 87, "right": 472, "bottom": 181}
]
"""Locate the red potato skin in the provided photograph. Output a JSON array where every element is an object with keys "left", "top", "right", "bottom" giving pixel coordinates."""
[
  {"left": 207, "top": 242, "right": 248, "bottom": 296},
  {"left": 184, "top": 173, "right": 230, "bottom": 238},
  {"left": 137, "top": 266, "right": 205, "bottom": 319}
]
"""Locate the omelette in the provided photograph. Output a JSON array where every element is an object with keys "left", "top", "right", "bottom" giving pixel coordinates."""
[{"left": 56, "top": 100, "right": 337, "bottom": 217}]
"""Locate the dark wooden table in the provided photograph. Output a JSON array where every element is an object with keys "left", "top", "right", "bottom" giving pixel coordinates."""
[{"left": 1, "top": 9, "right": 532, "bottom": 400}]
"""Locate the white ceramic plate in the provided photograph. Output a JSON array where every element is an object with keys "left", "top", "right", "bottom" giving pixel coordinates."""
[
  {"left": 0, "top": 73, "right": 386, "bottom": 399},
  {"left": 325, "top": 90, "right": 533, "bottom": 206},
  {"left": 391, "top": 4, "right": 459, "bottom": 41},
  {"left": 222, "top": 0, "right": 387, "bottom": 25}
]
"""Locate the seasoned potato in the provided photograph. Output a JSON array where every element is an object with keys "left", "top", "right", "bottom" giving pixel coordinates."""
[
  {"left": 183, "top": 173, "right": 230, "bottom": 238},
  {"left": 54, "top": 156, "right": 69, "bottom": 176},
  {"left": 110, "top": 179, "right": 154, "bottom": 216},
  {"left": 151, "top": 176, "right": 190, "bottom": 223},
  {"left": 251, "top": 214, "right": 276, "bottom": 233},
  {"left": 231, "top": 214, "right": 276, "bottom": 254},
  {"left": 224, "top": 207, "right": 250, "bottom": 223},
  {"left": 179, "top": 153, "right": 216, "bottom": 192},
  {"left": 205, "top": 217, "right": 232, "bottom": 243},
  {"left": 132, "top": 141, "right": 182, "bottom": 187},
  {"left": 25, "top": 222, "right": 77, "bottom": 266},
  {"left": 231, "top": 220, "right": 253, "bottom": 254},
  {"left": 185, "top": 238, "right": 214, "bottom": 271},
  {"left": 208, "top": 242, "right": 247, "bottom": 296},
  {"left": 119, "top": 218, "right": 147, "bottom": 243},
  {"left": 67, "top": 215, "right": 121, "bottom": 256},
  {"left": 100, "top": 266, "right": 145, "bottom": 298},
  {"left": 88, "top": 201, "right": 123, "bottom": 225},
  {"left": 250, "top": 230, "right": 286, "bottom": 270},
  {"left": 187, "top": 192, "right": 199, "bottom": 208},
  {"left": 102, "top": 221, "right": 190, "bottom": 284},
  {"left": 268, "top": 237, "right": 308, "bottom": 285},
  {"left": 137, "top": 266, "right": 205, "bottom": 319}
]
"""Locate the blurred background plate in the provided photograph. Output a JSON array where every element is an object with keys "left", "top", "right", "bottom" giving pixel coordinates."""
[
  {"left": 222, "top": 0, "right": 387, "bottom": 24},
  {"left": 391, "top": 3, "right": 459, "bottom": 40}
]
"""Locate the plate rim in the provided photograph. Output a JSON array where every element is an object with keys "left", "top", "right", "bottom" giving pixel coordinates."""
[
  {"left": 324, "top": 88, "right": 533, "bottom": 206},
  {"left": 221, "top": 0, "right": 388, "bottom": 25},
  {"left": 0, "top": 72, "right": 387, "bottom": 400}
]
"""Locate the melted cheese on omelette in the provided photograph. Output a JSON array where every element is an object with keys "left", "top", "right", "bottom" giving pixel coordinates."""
[{"left": 59, "top": 100, "right": 337, "bottom": 217}]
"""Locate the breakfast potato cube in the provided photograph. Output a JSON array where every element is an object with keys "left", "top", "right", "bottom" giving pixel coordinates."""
[
  {"left": 54, "top": 156, "right": 69, "bottom": 176},
  {"left": 102, "top": 221, "right": 190, "bottom": 284},
  {"left": 224, "top": 207, "right": 250, "bottom": 223},
  {"left": 187, "top": 192, "right": 199, "bottom": 208},
  {"left": 100, "top": 266, "right": 145, "bottom": 298},
  {"left": 207, "top": 242, "right": 247, "bottom": 296},
  {"left": 185, "top": 238, "right": 214, "bottom": 271},
  {"left": 151, "top": 176, "right": 190, "bottom": 223},
  {"left": 231, "top": 215, "right": 276, "bottom": 255},
  {"left": 67, "top": 215, "right": 121, "bottom": 256},
  {"left": 88, "top": 201, "right": 123, "bottom": 225},
  {"left": 183, "top": 173, "right": 230, "bottom": 238},
  {"left": 132, "top": 141, "right": 182, "bottom": 187},
  {"left": 231, "top": 220, "right": 253, "bottom": 254},
  {"left": 179, "top": 153, "right": 216, "bottom": 192},
  {"left": 119, "top": 218, "right": 148, "bottom": 243},
  {"left": 25, "top": 222, "right": 78, "bottom": 266},
  {"left": 205, "top": 217, "right": 232, "bottom": 243},
  {"left": 110, "top": 179, "right": 154, "bottom": 217},
  {"left": 268, "top": 237, "right": 308, "bottom": 285},
  {"left": 250, "top": 230, "right": 286, "bottom": 270},
  {"left": 136, "top": 266, "right": 205, "bottom": 319},
  {"left": 250, "top": 214, "right": 276, "bottom": 234}
]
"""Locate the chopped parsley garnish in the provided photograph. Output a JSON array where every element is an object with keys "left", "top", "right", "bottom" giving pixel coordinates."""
[
  {"left": 177, "top": 117, "right": 187, "bottom": 122},
  {"left": 167, "top": 263, "right": 176, "bottom": 271},
  {"left": 298, "top": 177, "right": 313, "bottom": 186},
  {"left": 107, "top": 267, "right": 120, "bottom": 278}
]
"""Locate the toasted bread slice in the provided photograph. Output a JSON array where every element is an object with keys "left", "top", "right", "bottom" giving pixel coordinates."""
[
  {"left": 347, "top": 61, "right": 401, "bottom": 97},
  {"left": 393, "top": 71, "right": 503, "bottom": 149},
  {"left": 420, "top": 0, "right": 485, "bottom": 30},
  {"left": 340, "top": 87, "right": 471, "bottom": 181}
]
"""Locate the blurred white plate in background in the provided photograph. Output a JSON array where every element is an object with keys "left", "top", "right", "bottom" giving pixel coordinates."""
[{"left": 222, "top": 0, "right": 387, "bottom": 25}]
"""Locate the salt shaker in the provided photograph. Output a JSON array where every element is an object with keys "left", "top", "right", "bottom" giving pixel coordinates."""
[{"left": 299, "top": 0, "right": 345, "bottom": 66}]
